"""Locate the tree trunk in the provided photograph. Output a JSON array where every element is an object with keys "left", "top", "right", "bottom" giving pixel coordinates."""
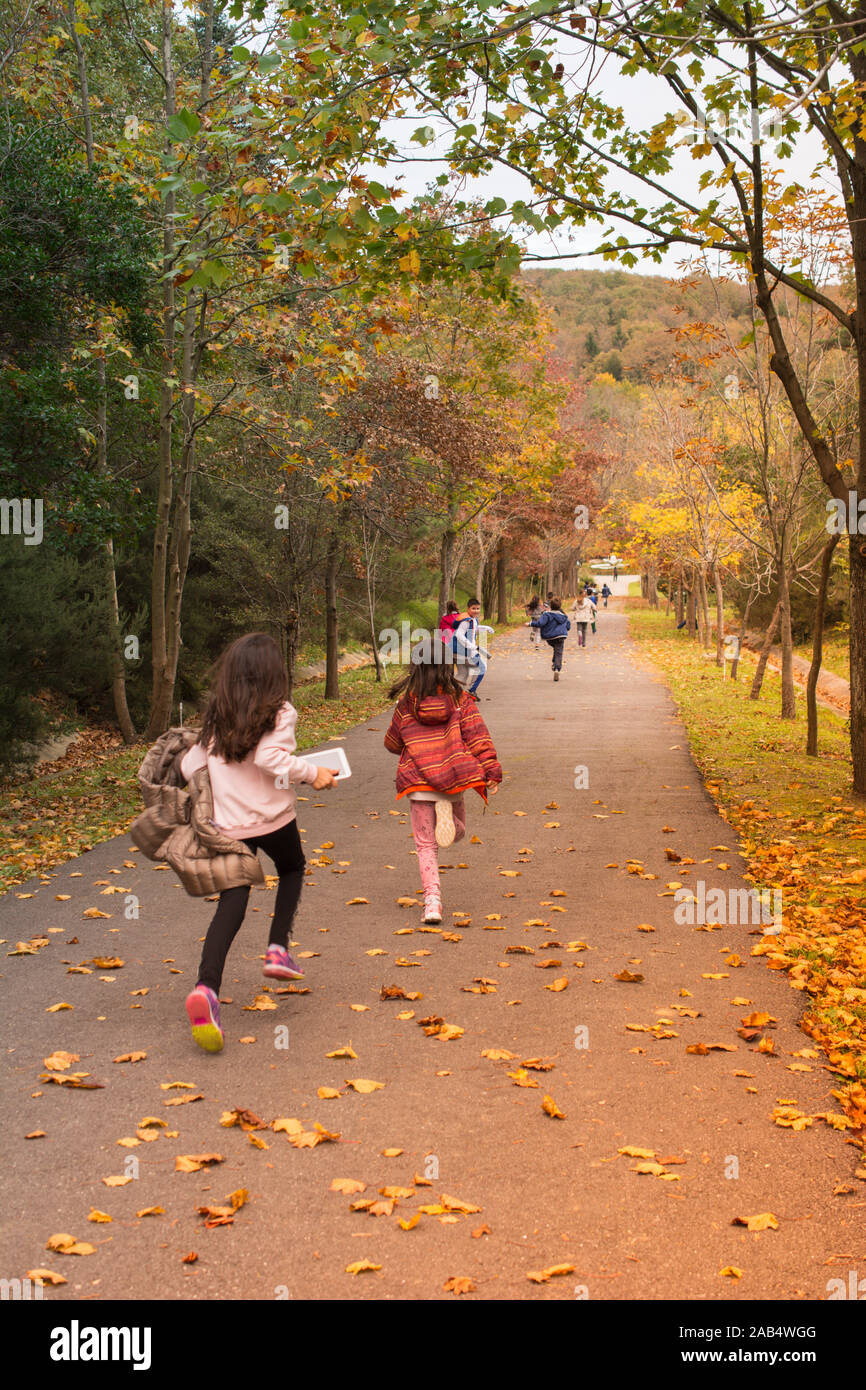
[
  {"left": 497, "top": 540, "right": 508, "bottom": 624},
  {"left": 475, "top": 525, "right": 485, "bottom": 609},
  {"left": 284, "top": 601, "right": 300, "bottom": 699},
  {"left": 778, "top": 551, "right": 796, "bottom": 720},
  {"left": 481, "top": 557, "right": 496, "bottom": 618},
  {"left": 686, "top": 582, "right": 696, "bottom": 638},
  {"left": 439, "top": 520, "right": 456, "bottom": 613},
  {"left": 145, "top": 5, "right": 178, "bottom": 739},
  {"left": 362, "top": 521, "right": 383, "bottom": 682},
  {"left": 641, "top": 571, "right": 648, "bottom": 599},
  {"left": 647, "top": 562, "right": 659, "bottom": 609},
  {"left": 675, "top": 573, "right": 684, "bottom": 626},
  {"left": 807, "top": 533, "right": 841, "bottom": 755},
  {"left": 325, "top": 533, "right": 340, "bottom": 700},
  {"left": 750, "top": 599, "right": 782, "bottom": 700},
  {"left": 712, "top": 561, "right": 724, "bottom": 667},
  {"left": 851, "top": 535, "right": 866, "bottom": 791},
  {"left": 697, "top": 567, "right": 711, "bottom": 649},
  {"left": 731, "top": 584, "right": 757, "bottom": 682},
  {"left": 67, "top": 2, "right": 136, "bottom": 743},
  {"left": 105, "top": 539, "right": 136, "bottom": 742}
]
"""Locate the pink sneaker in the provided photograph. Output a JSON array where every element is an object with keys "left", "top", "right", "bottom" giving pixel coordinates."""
[
  {"left": 263, "top": 945, "right": 305, "bottom": 980},
  {"left": 423, "top": 895, "right": 442, "bottom": 925},
  {"left": 185, "top": 984, "right": 224, "bottom": 1053}
]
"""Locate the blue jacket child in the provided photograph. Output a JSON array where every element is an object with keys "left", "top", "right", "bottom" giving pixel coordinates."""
[{"left": 532, "top": 609, "right": 571, "bottom": 641}]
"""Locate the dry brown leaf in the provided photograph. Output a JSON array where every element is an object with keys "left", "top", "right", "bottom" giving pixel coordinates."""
[
  {"left": 46, "top": 1233, "right": 96, "bottom": 1256},
  {"left": 42, "top": 1051, "right": 79, "bottom": 1072},
  {"left": 507, "top": 1068, "right": 539, "bottom": 1088},
  {"left": 272, "top": 1117, "right": 303, "bottom": 1135},
  {"left": 527, "top": 1263, "right": 575, "bottom": 1283},
  {"left": 331, "top": 1178, "right": 366, "bottom": 1195},
  {"left": 732, "top": 1213, "right": 779, "bottom": 1232},
  {"left": 441, "top": 1193, "right": 482, "bottom": 1214},
  {"left": 243, "top": 994, "right": 277, "bottom": 1011},
  {"left": 27, "top": 1269, "right": 67, "bottom": 1287},
  {"left": 175, "top": 1154, "right": 224, "bottom": 1173},
  {"left": 542, "top": 1095, "right": 565, "bottom": 1119},
  {"left": 443, "top": 1276, "right": 476, "bottom": 1295},
  {"left": 219, "top": 1108, "right": 264, "bottom": 1130}
]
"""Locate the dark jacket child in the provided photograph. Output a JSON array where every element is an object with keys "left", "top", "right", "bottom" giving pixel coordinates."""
[{"left": 530, "top": 597, "right": 571, "bottom": 680}]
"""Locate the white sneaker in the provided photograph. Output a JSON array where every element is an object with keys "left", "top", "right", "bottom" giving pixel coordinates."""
[
  {"left": 434, "top": 799, "right": 456, "bottom": 848},
  {"left": 423, "top": 895, "right": 442, "bottom": 925}
]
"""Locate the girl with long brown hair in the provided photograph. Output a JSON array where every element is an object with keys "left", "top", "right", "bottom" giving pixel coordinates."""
[{"left": 181, "top": 633, "right": 337, "bottom": 1052}]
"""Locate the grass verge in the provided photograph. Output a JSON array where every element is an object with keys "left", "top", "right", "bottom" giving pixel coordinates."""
[
  {"left": 0, "top": 666, "right": 392, "bottom": 896},
  {"left": 629, "top": 602, "right": 866, "bottom": 1134}
]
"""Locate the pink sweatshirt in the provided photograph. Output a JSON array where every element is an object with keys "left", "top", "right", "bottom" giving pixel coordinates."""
[{"left": 180, "top": 702, "right": 319, "bottom": 839}]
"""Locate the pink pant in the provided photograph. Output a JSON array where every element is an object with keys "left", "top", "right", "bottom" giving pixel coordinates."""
[{"left": 410, "top": 798, "right": 466, "bottom": 896}]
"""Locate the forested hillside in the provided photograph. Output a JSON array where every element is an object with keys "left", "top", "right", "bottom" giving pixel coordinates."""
[{"left": 525, "top": 267, "right": 754, "bottom": 382}]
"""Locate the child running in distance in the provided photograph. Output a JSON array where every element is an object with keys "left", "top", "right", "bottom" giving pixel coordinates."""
[
  {"left": 571, "top": 592, "right": 594, "bottom": 647},
  {"left": 438, "top": 600, "right": 464, "bottom": 653},
  {"left": 181, "top": 633, "right": 337, "bottom": 1052},
  {"left": 384, "top": 644, "right": 501, "bottom": 925},
  {"left": 453, "top": 597, "right": 487, "bottom": 699},
  {"left": 529, "top": 595, "right": 571, "bottom": 680},
  {"left": 526, "top": 594, "right": 541, "bottom": 643}
]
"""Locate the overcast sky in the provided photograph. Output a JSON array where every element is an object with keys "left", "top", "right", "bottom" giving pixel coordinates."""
[{"left": 370, "top": 30, "right": 825, "bottom": 279}]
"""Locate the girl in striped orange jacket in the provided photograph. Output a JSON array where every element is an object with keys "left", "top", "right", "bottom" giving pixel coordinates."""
[{"left": 384, "top": 650, "right": 501, "bottom": 924}]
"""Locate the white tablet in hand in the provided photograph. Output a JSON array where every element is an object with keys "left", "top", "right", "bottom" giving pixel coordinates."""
[{"left": 303, "top": 746, "right": 352, "bottom": 780}]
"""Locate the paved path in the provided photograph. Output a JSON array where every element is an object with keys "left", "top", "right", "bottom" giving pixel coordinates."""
[{"left": 2, "top": 603, "right": 863, "bottom": 1301}]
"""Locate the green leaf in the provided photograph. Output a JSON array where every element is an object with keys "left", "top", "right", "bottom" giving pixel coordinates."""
[
  {"left": 258, "top": 50, "right": 281, "bottom": 73},
  {"left": 199, "top": 259, "right": 231, "bottom": 287},
  {"left": 166, "top": 108, "right": 201, "bottom": 142},
  {"left": 157, "top": 174, "right": 185, "bottom": 198}
]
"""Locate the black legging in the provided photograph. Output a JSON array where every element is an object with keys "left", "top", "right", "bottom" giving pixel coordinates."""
[
  {"left": 197, "top": 819, "right": 305, "bottom": 992},
  {"left": 548, "top": 637, "right": 566, "bottom": 671}
]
